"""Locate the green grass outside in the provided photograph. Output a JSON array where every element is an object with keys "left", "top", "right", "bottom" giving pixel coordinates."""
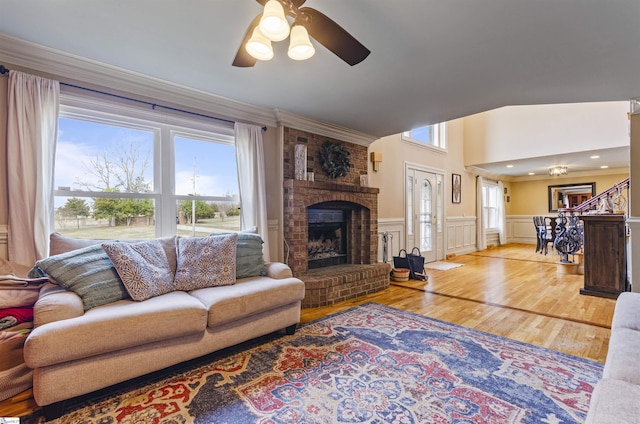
[{"left": 56, "top": 216, "right": 241, "bottom": 239}]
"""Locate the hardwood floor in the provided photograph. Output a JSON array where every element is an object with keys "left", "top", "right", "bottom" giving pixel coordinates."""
[{"left": 0, "top": 243, "right": 616, "bottom": 418}]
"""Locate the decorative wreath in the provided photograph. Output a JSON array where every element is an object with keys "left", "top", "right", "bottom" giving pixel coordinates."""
[{"left": 319, "top": 142, "right": 351, "bottom": 179}]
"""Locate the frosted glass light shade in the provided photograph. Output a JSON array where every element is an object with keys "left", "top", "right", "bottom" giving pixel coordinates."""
[
  {"left": 246, "top": 27, "right": 274, "bottom": 61},
  {"left": 288, "top": 25, "right": 315, "bottom": 61},
  {"left": 259, "top": 0, "right": 290, "bottom": 42}
]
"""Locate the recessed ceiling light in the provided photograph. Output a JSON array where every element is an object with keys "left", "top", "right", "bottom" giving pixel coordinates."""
[
  {"left": 506, "top": 165, "right": 514, "bottom": 168},
  {"left": 528, "top": 172, "right": 535, "bottom": 175},
  {"left": 601, "top": 165, "right": 609, "bottom": 169},
  {"left": 590, "top": 155, "right": 600, "bottom": 159}
]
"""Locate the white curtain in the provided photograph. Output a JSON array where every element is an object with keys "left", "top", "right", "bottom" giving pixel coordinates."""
[
  {"left": 497, "top": 180, "right": 507, "bottom": 245},
  {"left": 234, "top": 122, "right": 270, "bottom": 262},
  {"left": 476, "top": 176, "right": 487, "bottom": 250},
  {"left": 7, "top": 71, "right": 60, "bottom": 265}
]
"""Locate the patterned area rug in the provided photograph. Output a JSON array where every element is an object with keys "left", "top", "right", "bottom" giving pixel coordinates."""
[
  {"left": 424, "top": 261, "right": 464, "bottom": 271},
  {"left": 48, "top": 303, "right": 601, "bottom": 423}
]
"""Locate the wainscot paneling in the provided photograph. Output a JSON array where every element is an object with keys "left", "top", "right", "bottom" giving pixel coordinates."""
[
  {"left": 446, "top": 216, "right": 477, "bottom": 256},
  {"left": 507, "top": 215, "right": 548, "bottom": 245},
  {"left": 377, "top": 218, "right": 404, "bottom": 264}
]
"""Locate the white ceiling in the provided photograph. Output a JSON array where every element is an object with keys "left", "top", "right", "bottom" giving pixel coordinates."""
[{"left": 1, "top": 0, "right": 639, "bottom": 175}]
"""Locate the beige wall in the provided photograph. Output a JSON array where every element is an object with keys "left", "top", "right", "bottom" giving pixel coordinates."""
[
  {"left": 464, "top": 101, "right": 629, "bottom": 166},
  {"left": 508, "top": 171, "right": 629, "bottom": 215},
  {"left": 368, "top": 118, "right": 476, "bottom": 220}
]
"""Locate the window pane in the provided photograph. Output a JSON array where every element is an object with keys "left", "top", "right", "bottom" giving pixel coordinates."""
[
  {"left": 54, "top": 196, "right": 155, "bottom": 239},
  {"left": 420, "top": 180, "right": 432, "bottom": 251},
  {"left": 403, "top": 123, "right": 446, "bottom": 148},
  {"left": 174, "top": 136, "right": 238, "bottom": 197},
  {"left": 176, "top": 199, "right": 240, "bottom": 236},
  {"left": 56, "top": 118, "right": 154, "bottom": 193}
]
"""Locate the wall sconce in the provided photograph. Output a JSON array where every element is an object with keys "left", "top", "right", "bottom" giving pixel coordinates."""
[{"left": 370, "top": 152, "right": 383, "bottom": 171}]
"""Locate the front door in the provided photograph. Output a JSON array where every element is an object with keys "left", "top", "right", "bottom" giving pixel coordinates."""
[{"left": 406, "top": 168, "right": 440, "bottom": 263}]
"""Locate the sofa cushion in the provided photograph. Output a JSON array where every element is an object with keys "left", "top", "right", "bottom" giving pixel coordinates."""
[
  {"left": 49, "top": 232, "right": 109, "bottom": 256},
  {"left": 611, "top": 292, "right": 640, "bottom": 331},
  {"left": 174, "top": 234, "right": 237, "bottom": 291},
  {"left": 30, "top": 244, "right": 129, "bottom": 311},
  {"left": 584, "top": 378, "right": 640, "bottom": 424},
  {"left": 189, "top": 276, "right": 305, "bottom": 328},
  {"left": 602, "top": 327, "right": 640, "bottom": 385},
  {"left": 24, "top": 291, "right": 208, "bottom": 368},
  {"left": 102, "top": 240, "right": 175, "bottom": 301}
]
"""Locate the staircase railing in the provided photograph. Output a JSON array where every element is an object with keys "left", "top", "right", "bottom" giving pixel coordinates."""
[
  {"left": 554, "top": 178, "right": 630, "bottom": 263},
  {"left": 563, "top": 177, "right": 630, "bottom": 214}
]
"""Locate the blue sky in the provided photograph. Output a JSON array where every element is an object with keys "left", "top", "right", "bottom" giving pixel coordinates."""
[{"left": 56, "top": 117, "right": 239, "bottom": 198}]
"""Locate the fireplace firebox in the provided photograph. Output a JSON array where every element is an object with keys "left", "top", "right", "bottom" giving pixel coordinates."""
[{"left": 307, "top": 208, "right": 347, "bottom": 269}]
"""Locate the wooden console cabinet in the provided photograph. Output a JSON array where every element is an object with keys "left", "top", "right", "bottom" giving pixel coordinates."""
[{"left": 580, "top": 214, "right": 629, "bottom": 298}]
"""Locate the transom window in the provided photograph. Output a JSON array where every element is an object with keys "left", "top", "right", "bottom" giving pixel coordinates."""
[
  {"left": 402, "top": 123, "right": 447, "bottom": 150},
  {"left": 54, "top": 92, "right": 240, "bottom": 239}
]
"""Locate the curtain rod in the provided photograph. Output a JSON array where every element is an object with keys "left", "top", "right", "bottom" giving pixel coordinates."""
[{"left": 0, "top": 64, "right": 266, "bottom": 131}]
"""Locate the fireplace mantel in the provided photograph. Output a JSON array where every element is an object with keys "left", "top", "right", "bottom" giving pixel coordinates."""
[{"left": 283, "top": 179, "right": 379, "bottom": 195}]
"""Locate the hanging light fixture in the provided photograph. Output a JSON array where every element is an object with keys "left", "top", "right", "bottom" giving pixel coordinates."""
[
  {"left": 549, "top": 166, "right": 568, "bottom": 176},
  {"left": 245, "top": 27, "right": 274, "bottom": 61},
  {"left": 288, "top": 24, "right": 315, "bottom": 60},
  {"left": 259, "top": 0, "right": 290, "bottom": 42},
  {"left": 244, "top": 0, "right": 317, "bottom": 63}
]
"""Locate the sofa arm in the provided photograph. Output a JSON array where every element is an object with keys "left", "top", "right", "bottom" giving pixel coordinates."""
[
  {"left": 265, "top": 262, "right": 294, "bottom": 279},
  {"left": 33, "top": 284, "right": 84, "bottom": 327}
]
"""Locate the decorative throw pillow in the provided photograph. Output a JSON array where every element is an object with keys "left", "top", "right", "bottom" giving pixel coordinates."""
[
  {"left": 235, "top": 233, "right": 268, "bottom": 279},
  {"left": 209, "top": 232, "right": 267, "bottom": 279},
  {"left": 102, "top": 240, "right": 175, "bottom": 302},
  {"left": 174, "top": 234, "right": 237, "bottom": 291},
  {"left": 29, "top": 244, "right": 129, "bottom": 311}
]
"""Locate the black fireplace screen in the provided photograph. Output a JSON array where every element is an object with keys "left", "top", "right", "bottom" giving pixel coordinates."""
[{"left": 307, "top": 208, "right": 347, "bottom": 269}]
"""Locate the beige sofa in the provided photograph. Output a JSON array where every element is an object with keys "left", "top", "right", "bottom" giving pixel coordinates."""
[
  {"left": 585, "top": 291, "right": 640, "bottom": 423},
  {"left": 23, "top": 234, "right": 305, "bottom": 419}
]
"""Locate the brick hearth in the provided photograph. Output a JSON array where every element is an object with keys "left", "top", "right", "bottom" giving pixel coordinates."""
[{"left": 302, "top": 264, "right": 390, "bottom": 308}]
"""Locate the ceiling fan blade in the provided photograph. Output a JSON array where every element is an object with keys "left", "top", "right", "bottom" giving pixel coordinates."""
[
  {"left": 299, "top": 7, "right": 370, "bottom": 66},
  {"left": 232, "top": 13, "right": 262, "bottom": 67},
  {"left": 255, "top": 0, "right": 307, "bottom": 9}
]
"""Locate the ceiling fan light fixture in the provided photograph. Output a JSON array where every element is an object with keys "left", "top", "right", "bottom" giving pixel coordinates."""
[
  {"left": 245, "top": 27, "right": 274, "bottom": 61},
  {"left": 259, "top": 0, "right": 290, "bottom": 42},
  {"left": 288, "top": 24, "right": 315, "bottom": 60}
]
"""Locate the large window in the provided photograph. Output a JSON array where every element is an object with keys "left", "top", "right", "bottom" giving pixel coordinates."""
[
  {"left": 402, "top": 123, "right": 446, "bottom": 150},
  {"left": 482, "top": 181, "right": 500, "bottom": 231},
  {"left": 54, "top": 93, "right": 239, "bottom": 239}
]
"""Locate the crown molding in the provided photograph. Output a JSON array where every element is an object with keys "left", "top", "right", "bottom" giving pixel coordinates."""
[
  {"left": 464, "top": 165, "right": 505, "bottom": 181},
  {"left": 0, "top": 34, "right": 278, "bottom": 127},
  {"left": 275, "top": 109, "right": 378, "bottom": 147}
]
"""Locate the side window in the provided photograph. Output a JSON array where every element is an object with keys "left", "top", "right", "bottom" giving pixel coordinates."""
[
  {"left": 482, "top": 182, "right": 499, "bottom": 230},
  {"left": 54, "top": 101, "right": 239, "bottom": 239}
]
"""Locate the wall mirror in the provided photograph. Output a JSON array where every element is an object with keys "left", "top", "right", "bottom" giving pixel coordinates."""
[{"left": 548, "top": 182, "right": 596, "bottom": 212}]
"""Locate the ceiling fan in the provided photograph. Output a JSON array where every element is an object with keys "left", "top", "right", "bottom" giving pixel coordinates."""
[{"left": 233, "top": 0, "right": 370, "bottom": 67}]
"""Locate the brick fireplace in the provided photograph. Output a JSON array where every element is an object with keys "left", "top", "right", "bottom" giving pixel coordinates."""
[{"left": 282, "top": 128, "right": 390, "bottom": 308}]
